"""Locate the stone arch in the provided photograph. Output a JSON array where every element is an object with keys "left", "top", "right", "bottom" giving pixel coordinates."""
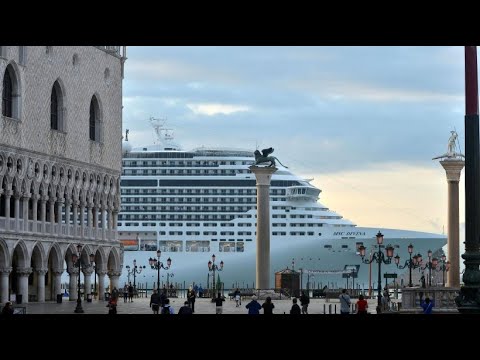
[
  {"left": 0, "top": 237, "right": 10, "bottom": 268},
  {"left": 50, "top": 78, "right": 67, "bottom": 132},
  {"left": 46, "top": 243, "right": 63, "bottom": 301},
  {"left": 106, "top": 247, "right": 121, "bottom": 272},
  {"left": 2, "top": 62, "right": 22, "bottom": 119},
  {"left": 12, "top": 240, "right": 29, "bottom": 268},
  {"left": 46, "top": 243, "right": 63, "bottom": 271},
  {"left": 89, "top": 94, "right": 103, "bottom": 142}
]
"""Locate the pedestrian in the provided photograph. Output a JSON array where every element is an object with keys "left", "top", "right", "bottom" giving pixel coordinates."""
[
  {"left": 111, "top": 287, "right": 119, "bottom": 301},
  {"left": 214, "top": 292, "right": 225, "bottom": 314},
  {"left": 198, "top": 284, "right": 204, "bottom": 298},
  {"left": 421, "top": 296, "right": 434, "bottom": 314},
  {"left": 187, "top": 286, "right": 196, "bottom": 313},
  {"left": 150, "top": 290, "right": 161, "bottom": 314},
  {"left": 356, "top": 294, "right": 368, "bottom": 314},
  {"left": 128, "top": 283, "right": 134, "bottom": 302},
  {"left": 246, "top": 295, "right": 262, "bottom": 314},
  {"left": 123, "top": 284, "right": 128, "bottom": 303},
  {"left": 107, "top": 296, "right": 117, "bottom": 314},
  {"left": 233, "top": 288, "right": 241, "bottom": 307},
  {"left": 261, "top": 296, "right": 274, "bottom": 315},
  {"left": 178, "top": 301, "right": 193, "bottom": 315},
  {"left": 300, "top": 291, "right": 310, "bottom": 314},
  {"left": 1, "top": 301, "right": 14, "bottom": 316},
  {"left": 339, "top": 289, "right": 351, "bottom": 314},
  {"left": 290, "top": 298, "right": 301, "bottom": 314},
  {"left": 162, "top": 298, "right": 175, "bottom": 314}
]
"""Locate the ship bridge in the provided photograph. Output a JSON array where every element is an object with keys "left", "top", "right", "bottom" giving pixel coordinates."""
[{"left": 285, "top": 185, "right": 320, "bottom": 201}]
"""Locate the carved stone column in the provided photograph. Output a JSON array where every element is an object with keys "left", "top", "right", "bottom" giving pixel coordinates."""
[
  {"left": 101, "top": 204, "right": 106, "bottom": 240},
  {"left": 40, "top": 196, "right": 47, "bottom": 233},
  {"left": 22, "top": 193, "right": 30, "bottom": 231},
  {"left": 72, "top": 201, "right": 79, "bottom": 236},
  {"left": 14, "top": 193, "right": 20, "bottom": 231},
  {"left": 64, "top": 198, "right": 71, "bottom": 236},
  {"left": 93, "top": 205, "right": 99, "bottom": 229},
  {"left": 112, "top": 209, "right": 118, "bottom": 230},
  {"left": 4, "top": 190, "right": 12, "bottom": 231},
  {"left": 107, "top": 206, "right": 113, "bottom": 230},
  {"left": 52, "top": 268, "right": 63, "bottom": 300},
  {"left": 108, "top": 270, "right": 121, "bottom": 292},
  {"left": 57, "top": 197, "right": 64, "bottom": 236},
  {"left": 97, "top": 270, "right": 107, "bottom": 300},
  {"left": 79, "top": 201, "right": 86, "bottom": 236},
  {"left": 49, "top": 197, "right": 56, "bottom": 234},
  {"left": 32, "top": 194, "right": 39, "bottom": 231},
  {"left": 0, "top": 267, "right": 12, "bottom": 304},
  {"left": 82, "top": 268, "right": 93, "bottom": 299},
  {"left": 87, "top": 203, "right": 93, "bottom": 228},
  {"left": 68, "top": 267, "right": 79, "bottom": 301},
  {"left": 36, "top": 269, "right": 48, "bottom": 302},
  {"left": 16, "top": 267, "right": 32, "bottom": 303}
]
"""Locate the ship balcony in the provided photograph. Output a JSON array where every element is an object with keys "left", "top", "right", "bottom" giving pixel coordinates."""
[
  {"left": 285, "top": 186, "right": 320, "bottom": 201},
  {"left": 0, "top": 216, "right": 118, "bottom": 242}
]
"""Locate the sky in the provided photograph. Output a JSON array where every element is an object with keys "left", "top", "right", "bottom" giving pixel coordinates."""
[{"left": 121, "top": 46, "right": 468, "bottom": 258}]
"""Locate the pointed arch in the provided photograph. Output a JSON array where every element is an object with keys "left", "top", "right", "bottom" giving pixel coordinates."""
[
  {"left": 2, "top": 63, "right": 22, "bottom": 119},
  {"left": 50, "top": 79, "right": 66, "bottom": 132},
  {"left": 0, "top": 237, "right": 10, "bottom": 268},
  {"left": 106, "top": 247, "right": 121, "bottom": 272},
  {"left": 89, "top": 95, "right": 102, "bottom": 142}
]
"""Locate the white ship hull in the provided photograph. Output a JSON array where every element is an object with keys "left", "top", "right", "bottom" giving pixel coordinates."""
[{"left": 120, "top": 227, "right": 445, "bottom": 290}]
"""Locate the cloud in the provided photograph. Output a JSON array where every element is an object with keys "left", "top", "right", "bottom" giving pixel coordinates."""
[{"left": 186, "top": 103, "right": 250, "bottom": 116}]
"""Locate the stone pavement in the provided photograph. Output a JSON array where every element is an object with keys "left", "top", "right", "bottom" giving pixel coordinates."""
[{"left": 15, "top": 296, "right": 383, "bottom": 315}]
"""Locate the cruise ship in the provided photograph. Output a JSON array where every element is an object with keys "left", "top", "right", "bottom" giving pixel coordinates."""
[{"left": 118, "top": 119, "right": 446, "bottom": 291}]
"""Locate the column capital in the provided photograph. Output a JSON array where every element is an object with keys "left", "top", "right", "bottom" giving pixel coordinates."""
[
  {"left": 67, "top": 267, "right": 80, "bottom": 275},
  {"left": 0, "top": 267, "right": 13, "bottom": 274},
  {"left": 22, "top": 193, "right": 31, "bottom": 200},
  {"left": 16, "top": 267, "right": 33, "bottom": 276},
  {"left": 4, "top": 190, "right": 13, "bottom": 197},
  {"left": 440, "top": 159, "right": 465, "bottom": 182},
  {"left": 107, "top": 270, "right": 122, "bottom": 278},
  {"left": 52, "top": 268, "right": 64, "bottom": 276},
  {"left": 36, "top": 268, "right": 48, "bottom": 276},
  {"left": 249, "top": 165, "right": 278, "bottom": 185},
  {"left": 31, "top": 193, "right": 41, "bottom": 201},
  {"left": 97, "top": 270, "right": 108, "bottom": 277},
  {"left": 82, "top": 268, "right": 94, "bottom": 276},
  {"left": 49, "top": 196, "right": 57, "bottom": 203},
  {"left": 40, "top": 196, "right": 48, "bottom": 203},
  {"left": 14, "top": 192, "right": 22, "bottom": 200},
  {"left": 57, "top": 197, "right": 65, "bottom": 204}
]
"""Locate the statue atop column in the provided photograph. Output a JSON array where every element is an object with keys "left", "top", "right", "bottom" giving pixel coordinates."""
[
  {"left": 254, "top": 147, "right": 288, "bottom": 168},
  {"left": 433, "top": 130, "right": 465, "bottom": 160}
]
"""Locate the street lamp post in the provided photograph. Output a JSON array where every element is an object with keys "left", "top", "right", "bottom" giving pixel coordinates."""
[
  {"left": 125, "top": 260, "right": 145, "bottom": 290},
  {"left": 393, "top": 243, "right": 422, "bottom": 287},
  {"left": 419, "top": 249, "right": 435, "bottom": 287},
  {"left": 72, "top": 244, "right": 93, "bottom": 313},
  {"left": 439, "top": 254, "right": 451, "bottom": 287},
  {"left": 149, "top": 250, "right": 171, "bottom": 293},
  {"left": 207, "top": 254, "right": 224, "bottom": 298},
  {"left": 358, "top": 231, "right": 395, "bottom": 311}
]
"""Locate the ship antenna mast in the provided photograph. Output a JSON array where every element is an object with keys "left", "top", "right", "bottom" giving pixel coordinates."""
[{"left": 149, "top": 117, "right": 171, "bottom": 145}]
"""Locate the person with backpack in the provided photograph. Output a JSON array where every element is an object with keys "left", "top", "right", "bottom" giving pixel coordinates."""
[
  {"left": 421, "top": 296, "right": 434, "bottom": 314},
  {"left": 162, "top": 298, "right": 175, "bottom": 314},
  {"left": 214, "top": 292, "right": 225, "bottom": 314},
  {"left": 290, "top": 298, "right": 301, "bottom": 315},
  {"left": 178, "top": 301, "right": 193, "bottom": 315},
  {"left": 150, "top": 290, "right": 161, "bottom": 314},
  {"left": 246, "top": 295, "right": 262, "bottom": 315},
  {"left": 339, "top": 289, "right": 351, "bottom": 314}
]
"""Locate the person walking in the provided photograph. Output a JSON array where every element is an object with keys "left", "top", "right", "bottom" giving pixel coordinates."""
[
  {"left": 187, "top": 287, "right": 196, "bottom": 313},
  {"left": 1, "top": 301, "right": 14, "bottom": 316},
  {"left": 123, "top": 284, "right": 128, "bottom": 303},
  {"left": 128, "top": 283, "right": 134, "bottom": 302},
  {"left": 261, "top": 296, "right": 274, "bottom": 315},
  {"left": 214, "top": 292, "right": 225, "bottom": 314},
  {"left": 299, "top": 291, "right": 310, "bottom": 314},
  {"left": 162, "top": 298, "right": 175, "bottom": 314},
  {"left": 246, "top": 295, "right": 262, "bottom": 314},
  {"left": 150, "top": 290, "right": 161, "bottom": 314},
  {"left": 339, "top": 289, "right": 351, "bottom": 314},
  {"left": 233, "top": 288, "right": 241, "bottom": 307}
]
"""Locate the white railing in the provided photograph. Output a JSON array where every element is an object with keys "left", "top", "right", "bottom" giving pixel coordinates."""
[{"left": 0, "top": 218, "right": 5, "bottom": 229}]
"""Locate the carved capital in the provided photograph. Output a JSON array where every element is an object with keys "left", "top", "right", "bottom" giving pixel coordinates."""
[
  {"left": 22, "top": 193, "right": 31, "bottom": 200},
  {"left": 51, "top": 268, "right": 64, "bottom": 276},
  {"left": 49, "top": 197, "right": 57, "bottom": 203},
  {"left": 5, "top": 190, "right": 13, "bottom": 197},
  {"left": 67, "top": 267, "right": 80, "bottom": 275},
  {"left": 107, "top": 270, "right": 122, "bottom": 278},
  {"left": 16, "top": 267, "right": 33, "bottom": 276},
  {"left": 36, "top": 269, "right": 48, "bottom": 276},
  {"left": 97, "top": 270, "right": 108, "bottom": 277},
  {"left": 82, "top": 268, "right": 94, "bottom": 276},
  {"left": 40, "top": 196, "right": 48, "bottom": 203},
  {"left": 0, "top": 267, "right": 13, "bottom": 275}
]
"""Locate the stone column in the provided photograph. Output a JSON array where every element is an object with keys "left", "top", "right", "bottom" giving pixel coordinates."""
[
  {"left": 36, "top": 269, "right": 47, "bottom": 302},
  {"left": 112, "top": 210, "right": 118, "bottom": 230},
  {"left": 49, "top": 197, "right": 56, "bottom": 234},
  {"left": 16, "top": 267, "right": 32, "bottom": 304},
  {"left": 57, "top": 198, "right": 64, "bottom": 236},
  {"left": 79, "top": 201, "right": 86, "bottom": 237},
  {"left": 40, "top": 196, "right": 47, "bottom": 233},
  {"left": 108, "top": 270, "right": 121, "bottom": 291},
  {"left": 0, "top": 267, "right": 12, "bottom": 304},
  {"left": 249, "top": 165, "right": 277, "bottom": 291},
  {"left": 440, "top": 159, "right": 465, "bottom": 287},
  {"left": 64, "top": 198, "right": 71, "bottom": 236},
  {"left": 93, "top": 205, "right": 99, "bottom": 229},
  {"left": 14, "top": 194, "right": 20, "bottom": 231},
  {"left": 4, "top": 190, "right": 12, "bottom": 231},
  {"left": 32, "top": 194, "right": 39, "bottom": 232},
  {"left": 68, "top": 267, "right": 79, "bottom": 301},
  {"left": 52, "top": 268, "right": 63, "bottom": 300},
  {"left": 87, "top": 203, "right": 93, "bottom": 228},
  {"left": 22, "top": 194, "right": 30, "bottom": 231},
  {"left": 72, "top": 201, "right": 78, "bottom": 236},
  {"left": 83, "top": 268, "right": 93, "bottom": 299},
  {"left": 97, "top": 270, "right": 107, "bottom": 300}
]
